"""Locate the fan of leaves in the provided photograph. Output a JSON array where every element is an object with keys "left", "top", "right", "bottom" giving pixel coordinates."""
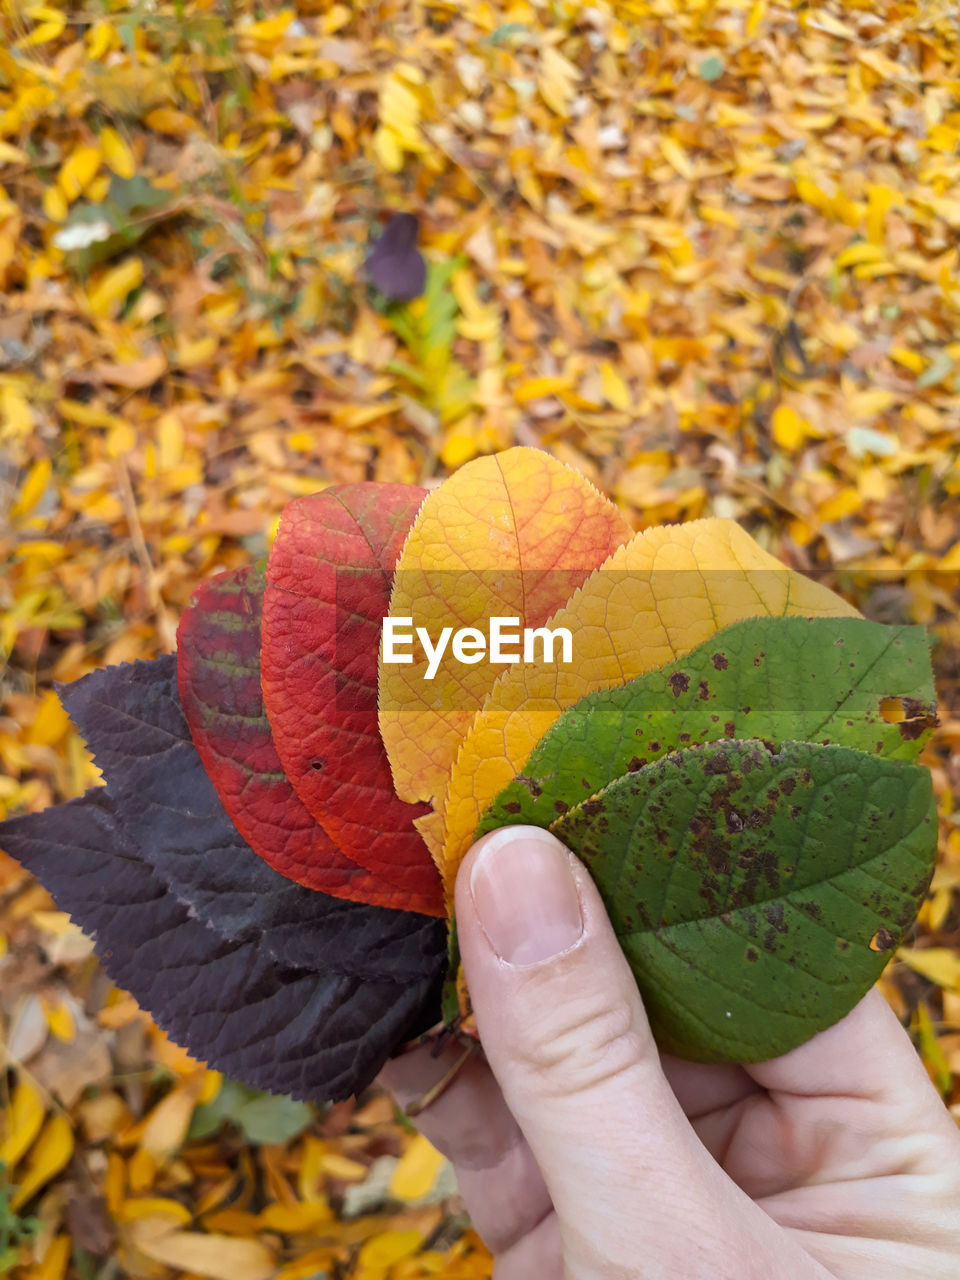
[{"left": 0, "top": 449, "right": 940, "bottom": 1100}]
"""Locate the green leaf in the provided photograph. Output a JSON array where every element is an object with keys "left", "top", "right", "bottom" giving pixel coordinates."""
[
  {"left": 698, "top": 55, "right": 725, "bottom": 81},
  {"left": 188, "top": 1081, "right": 314, "bottom": 1144},
  {"left": 231, "top": 1093, "right": 315, "bottom": 1145},
  {"left": 476, "top": 616, "right": 935, "bottom": 840},
  {"left": 551, "top": 739, "right": 936, "bottom": 1061}
]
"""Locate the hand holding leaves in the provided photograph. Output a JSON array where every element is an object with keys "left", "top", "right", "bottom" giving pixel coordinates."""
[{"left": 0, "top": 449, "right": 939, "bottom": 1100}]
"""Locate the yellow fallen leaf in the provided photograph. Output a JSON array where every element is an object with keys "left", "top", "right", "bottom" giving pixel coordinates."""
[
  {"left": 42, "top": 998, "right": 75, "bottom": 1044},
  {"left": 25, "top": 690, "right": 70, "bottom": 747},
  {"left": 661, "top": 136, "right": 693, "bottom": 179},
  {"left": 600, "top": 361, "right": 631, "bottom": 411},
  {"left": 133, "top": 1230, "right": 276, "bottom": 1280},
  {"left": 258, "top": 1201, "right": 334, "bottom": 1232},
  {"left": 440, "top": 518, "right": 859, "bottom": 905},
  {"left": 379, "top": 448, "right": 631, "bottom": 813},
  {"left": 16, "top": 16, "right": 66, "bottom": 46},
  {"left": 11, "top": 1114, "right": 74, "bottom": 1209},
  {"left": 771, "top": 404, "right": 811, "bottom": 452},
  {"left": 25, "top": 1234, "right": 70, "bottom": 1280},
  {"left": 0, "top": 141, "right": 29, "bottom": 164},
  {"left": 11, "top": 457, "right": 51, "bottom": 520},
  {"left": 99, "top": 124, "right": 136, "bottom": 178},
  {"left": 898, "top": 948, "right": 960, "bottom": 992},
  {"left": 389, "top": 1133, "right": 446, "bottom": 1201},
  {"left": 538, "top": 46, "right": 580, "bottom": 117},
  {"left": 118, "top": 1197, "right": 193, "bottom": 1224},
  {"left": 0, "top": 1072, "right": 46, "bottom": 1168},
  {"left": 57, "top": 144, "right": 101, "bottom": 202},
  {"left": 87, "top": 257, "right": 144, "bottom": 320},
  {"left": 356, "top": 1229, "right": 424, "bottom": 1270},
  {"left": 2, "top": 385, "right": 34, "bottom": 438},
  {"left": 140, "top": 1077, "right": 202, "bottom": 1158}
]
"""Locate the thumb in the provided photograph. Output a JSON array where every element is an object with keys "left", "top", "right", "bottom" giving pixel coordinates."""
[{"left": 454, "top": 826, "right": 804, "bottom": 1274}]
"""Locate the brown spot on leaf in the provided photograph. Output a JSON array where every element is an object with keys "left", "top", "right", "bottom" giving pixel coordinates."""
[
  {"left": 712, "top": 652, "right": 729, "bottom": 670},
  {"left": 869, "top": 928, "right": 897, "bottom": 953},
  {"left": 762, "top": 902, "right": 788, "bottom": 934},
  {"left": 746, "top": 947, "right": 758, "bottom": 962},
  {"left": 698, "top": 680, "right": 710, "bottom": 701},
  {"left": 668, "top": 671, "right": 690, "bottom": 697},
  {"left": 553, "top": 799, "right": 569, "bottom": 815},
  {"left": 502, "top": 801, "right": 523, "bottom": 814},
  {"left": 515, "top": 775, "right": 543, "bottom": 798}
]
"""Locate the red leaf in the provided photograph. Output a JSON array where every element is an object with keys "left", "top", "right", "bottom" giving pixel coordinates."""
[
  {"left": 177, "top": 566, "right": 439, "bottom": 914},
  {"left": 261, "top": 484, "right": 443, "bottom": 916}
]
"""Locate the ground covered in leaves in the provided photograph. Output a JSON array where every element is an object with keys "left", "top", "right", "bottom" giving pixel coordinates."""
[{"left": 0, "top": 0, "right": 959, "bottom": 1275}]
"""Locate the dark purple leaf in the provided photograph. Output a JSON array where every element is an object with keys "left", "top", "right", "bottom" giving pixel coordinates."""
[
  {"left": 365, "top": 212, "right": 426, "bottom": 301},
  {"left": 55, "top": 656, "right": 445, "bottom": 978},
  {"left": 0, "top": 657, "right": 446, "bottom": 1100}
]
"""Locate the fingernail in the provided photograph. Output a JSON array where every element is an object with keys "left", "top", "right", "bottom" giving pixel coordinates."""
[{"left": 469, "top": 828, "right": 584, "bottom": 966}]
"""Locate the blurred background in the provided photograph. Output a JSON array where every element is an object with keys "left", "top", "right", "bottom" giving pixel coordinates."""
[{"left": 0, "top": 0, "right": 958, "bottom": 1275}]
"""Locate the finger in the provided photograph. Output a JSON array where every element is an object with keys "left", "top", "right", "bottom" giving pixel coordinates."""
[
  {"left": 725, "top": 987, "right": 960, "bottom": 1194},
  {"left": 455, "top": 826, "right": 820, "bottom": 1276},
  {"left": 660, "top": 1055, "right": 759, "bottom": 1120},
  {"left": 748, "top": 987, "right": 944, "bottom": 1111},
  {"left": 378, "top": 1040, "right": 552, "bottom": 1256}
]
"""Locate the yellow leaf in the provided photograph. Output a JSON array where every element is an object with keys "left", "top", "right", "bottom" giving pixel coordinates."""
[
  {"left": 144, "top": 107, "right": 198, "bottom": 137},
  {"left": 87, "top": 20, "right": 117, "bottom": 59},
  {"left": 11, "top": 1114, "right": 73, "bottom": 1209},
  {"left": 379, "top": 448, "right": 631, "bottom": 813},
  {"left": 42, "top": 998, "right": 75, "bottom": 1044},
  {"left": 258, "top": 1201, "right": 333, "bottom": 1232},
  {"left": 440, "top": 519, "right": 859, "bottom": 906},
  {"left": 26, "top": 1235, "right": 70, "bottom": 1280},
  {"left": 11, "top": 456, "right": 51, "bottom": 519},
  {"left": 600, "top": 361, "right": 631, "bottom": 411},
  {"left": 0, "top": 141, "right": 28, "bottom": 164},
  {"left": 58, "top": 145, "right": 101, "bottom": 201},
  {"left": 356, "top": 1230, "right": 424, "bottom": 1270},
  {"left": 133, "top": 1231, "right": 276, "bottom": 1280},
  {"left": 898, "top": 948, "right": 960, "bottom": 991},
  {"left": 87, "top": 257, "right": 143, "bottom": 320},
  {"left": 2, "top": 385, "right": 34, "bottom": 438},
  {"left": 817, "top": 488, "right": 862, "bottom": 523},
  {"left": 835, "top": 242, "right": 885, "bottom": 269},
  {"left": 117, "top": 1197, "right": 193, "bottom": 1225},
  {"left": 513, "top": 376, "right": 574, "bottom": 403},
  {"left": 16, "top": 16, "right": 65, "bottom": 46},
  {"left": 24, "top": 691, "right": 70, "bottom": 747},
  {"left": 746, "top": 0, "right": 767, "bottom": 37},
  {"left": 538, "top": 46, "right": 580, "bottom": 117},
  {"left": 0, "top": 1072, "right": 46, "bottom": 1168},
  {"left": 771, "top": 404, "right": 810, "bottom": 452},
  {"left": 140, "top": 1078, "right": 202, "bottom": 1158},
  {"left": 661, "top": 136, "right": 693, "bottom": 179},
  {"left": 373, "top": 124, "right": 404, "bottom": 172},
  {"left": 176, "top": 335, "right": 218, "bottom": 367},
  {"left": 99, "top": 125, "right": 136, "bottom": 178},
  {"left": 245, "top": 12, "right": 294, "bottom": 41},
  {"left": 318, "top": 1152, "right": 367, "bottom": 1180},
  {"left": 890, "top": 345, "right": 926, "bottom": 373},
  {"left": 157, "top": 414, "right": 184, "bottom": 471},
  {"left": 389, "top": 1134, "right": 445, "bottom": 1201},
  {"left": 42, "top": 184, "right": 68, "bottom": 222}
]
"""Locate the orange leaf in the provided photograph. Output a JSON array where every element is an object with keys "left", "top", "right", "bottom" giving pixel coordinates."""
[
  {"left": 379, "top": 448, "right": 631, "bottom": 813},
  {"left": 439, "top": 518, "right": 859, "bottom": 906}
]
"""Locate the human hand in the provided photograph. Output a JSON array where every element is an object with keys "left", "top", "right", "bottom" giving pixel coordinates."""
[{"left": 380, "top": 827, "right": 960, "bottom": 1279}]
